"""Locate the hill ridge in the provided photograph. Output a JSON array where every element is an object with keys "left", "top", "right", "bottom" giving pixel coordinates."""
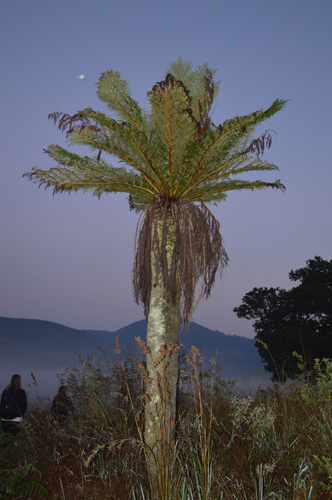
[{"left": 0, "top": 317, "right": 266, "bottom": 393}]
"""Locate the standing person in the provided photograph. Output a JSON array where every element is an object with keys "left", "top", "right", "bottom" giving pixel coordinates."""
[
  {"left": 1, "top": 374, "right": 27, "bottom": 435},
  {"left": 51, "top": 385, "right": 74, "bottom": 424}
]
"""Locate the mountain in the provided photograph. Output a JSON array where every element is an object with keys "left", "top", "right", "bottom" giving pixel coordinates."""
[{"left": 0, "top": 317, "right": 268, "bottom": 398}]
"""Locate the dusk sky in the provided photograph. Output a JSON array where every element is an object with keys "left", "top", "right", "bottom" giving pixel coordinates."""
[{"left": 1, "top": 1, "right": 331, "bottom": 339}]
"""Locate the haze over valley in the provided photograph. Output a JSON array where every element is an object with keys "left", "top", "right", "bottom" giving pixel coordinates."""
[{"left": 0, "top": 317, "right": 268, "bottom": 403}]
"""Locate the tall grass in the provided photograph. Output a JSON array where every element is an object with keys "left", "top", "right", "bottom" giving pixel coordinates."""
[{"left": 1, "top": 346, "right": 332, "bottom": 499}]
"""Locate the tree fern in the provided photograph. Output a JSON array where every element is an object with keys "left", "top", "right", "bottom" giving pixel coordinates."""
[{"left": 25, "top": 59, "right": 286, "bottom": 462}]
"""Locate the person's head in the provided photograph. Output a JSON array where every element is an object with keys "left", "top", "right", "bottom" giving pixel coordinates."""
[
  {"left": 58, "top": 385, "right": 68, "bottom": 397},
  {"left": 10, "top": 374, "right": 21, "bottom": 388}
]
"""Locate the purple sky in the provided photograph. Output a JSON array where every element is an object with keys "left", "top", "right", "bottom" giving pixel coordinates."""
[{"left": 1, "top": 1, "right": 331, "bottom": 338}]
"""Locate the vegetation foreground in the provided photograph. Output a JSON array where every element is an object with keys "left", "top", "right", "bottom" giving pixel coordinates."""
[{"left": 1, "top": 344, "right": 332, "bottom": 499}]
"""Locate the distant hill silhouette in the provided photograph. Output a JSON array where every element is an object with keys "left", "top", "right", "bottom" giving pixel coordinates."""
[{"left": 0, "top": 317, "right": 268, "bottom": 398}]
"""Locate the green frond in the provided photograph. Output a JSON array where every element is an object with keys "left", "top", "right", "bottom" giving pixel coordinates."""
[
  {"left": 175, "top": 100, "right": 285, "bottom": 198},
  {"left": 28, "top": 145, "right": 156, "bottom": 202},
  {"left": 0, "top": 462, "right": 49, "bottom": 498},
  {"left": 187, "top": 63, "right": 220, "bottom": 122},
  {"left": 186, "top": 178, "right": 285, "bottom": 203},
  {"left": 166, "top": 57, "right": 193, "bottom": 84},
  {"left": 97, "top": 70, "right": 145, "bottom": 130},
  {"left": 184, "top": 158, "right": 279, "bottom": 197},
  {"left": 227, "top": 159, "right": 280, "bottom": 177},
  {"left": 262, "top": 98, "right": 288, "bottom": 119},
  {"left": 166, "top": 57, "right": 220, "bottom": 123},
  {"left": 148, "top": 74, "right": 196, "bottom": 193},
  {"left": 26, "top": 58, "right": 286, "bottom": 209},
  {"left": 68, "top": 119, "right": 165, "bottom": 192}
]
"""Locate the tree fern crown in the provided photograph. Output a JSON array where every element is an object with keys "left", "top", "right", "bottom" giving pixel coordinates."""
[{"left": 26, "top": 57, "right": 286, "bottom": 210}]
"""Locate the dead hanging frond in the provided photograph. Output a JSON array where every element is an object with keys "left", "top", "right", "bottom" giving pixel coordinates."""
[
  {"left": 149, "top": 73, "right": 191, "bottom": 99},
  {"left": 22, "top": 166, "right": 68, "bottom": 195},
  {"left": 243, "top": 130, "right": 275, "bottom": 158},
  {"left": 48, "top": 109, "right": 105, "bottom": 138},
  {"left": 133, "top": 195, "right": 228, "bottom": 323}
]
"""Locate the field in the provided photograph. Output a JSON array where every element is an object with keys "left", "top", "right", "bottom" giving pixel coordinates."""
[{"left": 1, "top": 344, "right": 332, "bottom": 499}]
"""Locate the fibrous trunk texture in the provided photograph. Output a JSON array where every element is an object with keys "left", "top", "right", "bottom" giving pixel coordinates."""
[{"left": 144, "top": 215, "right": 180, "bottom": 474}]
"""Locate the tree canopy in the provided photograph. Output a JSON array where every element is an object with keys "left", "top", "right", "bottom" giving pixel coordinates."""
[
  {"left": 25, "top": 57, "right": 286, "bottom": 323},
  {"left": 234, "top": 256, "right": 332, "bottom": 380}
]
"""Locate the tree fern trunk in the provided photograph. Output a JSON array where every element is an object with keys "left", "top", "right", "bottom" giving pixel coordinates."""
[{"left": 144, "top": 215, "right": 180, "bottom": 474}]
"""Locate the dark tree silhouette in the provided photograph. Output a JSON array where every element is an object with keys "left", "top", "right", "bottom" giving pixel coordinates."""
[{"left": 234, "top": 256, "right": 332, "bottom": 380}]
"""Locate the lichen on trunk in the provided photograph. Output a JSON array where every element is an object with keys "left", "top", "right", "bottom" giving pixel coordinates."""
[{"left": 144, "top": 212, "right": 180, "bottom": 469}]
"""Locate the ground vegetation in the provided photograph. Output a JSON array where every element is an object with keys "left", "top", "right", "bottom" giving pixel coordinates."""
[{"left": 1, "top": 346, "right": 332, "bottom": 499}]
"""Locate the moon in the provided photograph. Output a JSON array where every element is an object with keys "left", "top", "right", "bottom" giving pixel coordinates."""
[{"left": 78, "top": 74, "right": 86, "bottom": 81}]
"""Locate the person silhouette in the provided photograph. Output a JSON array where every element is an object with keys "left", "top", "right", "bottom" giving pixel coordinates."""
[
  {"left": 1, "top": 374, "right": 27, "bottom": 435},
  {"left": 51, "top": 385, "right": 74, "bottom": 424}
]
